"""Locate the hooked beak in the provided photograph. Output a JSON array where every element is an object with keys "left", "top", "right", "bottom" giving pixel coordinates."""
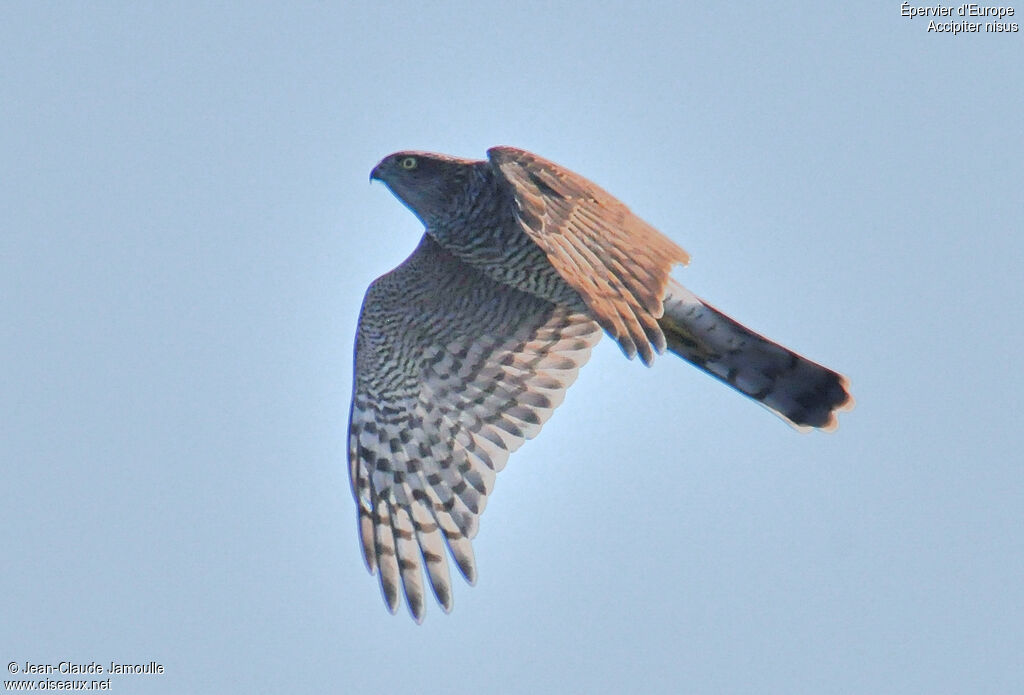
[{"left": 369, "top": 162, "right": 384, "bottom": 183}]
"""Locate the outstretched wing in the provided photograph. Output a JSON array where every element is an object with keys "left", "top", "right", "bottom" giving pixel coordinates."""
[
  {"left": 489, "top": 146, "right": 690, "bottom": 365},
  {"left": 349, "top": 235, "right": 602, "bottom": 621}
]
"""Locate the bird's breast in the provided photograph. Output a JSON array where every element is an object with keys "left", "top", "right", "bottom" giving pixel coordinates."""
[{"left": 429, "top": 219, "right": 583, "bottom": 308}]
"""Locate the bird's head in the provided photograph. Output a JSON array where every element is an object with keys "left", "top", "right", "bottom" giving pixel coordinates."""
[{"left": 370, "top": 151, "right": 482, "bottom": 225}]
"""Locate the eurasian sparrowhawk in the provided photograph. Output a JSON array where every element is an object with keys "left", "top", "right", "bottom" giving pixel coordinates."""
[{"left": 350, "top": 146, "right": 853, "bottom": 621}]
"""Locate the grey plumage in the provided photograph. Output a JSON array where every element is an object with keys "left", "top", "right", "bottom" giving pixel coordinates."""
[{"left": 351, "top": 146, "right": 853, "bottom": 621}]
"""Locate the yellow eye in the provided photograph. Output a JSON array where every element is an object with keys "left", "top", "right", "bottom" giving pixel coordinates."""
[{"left": 399, "top": 156, "right": 418, "bottom": 170}]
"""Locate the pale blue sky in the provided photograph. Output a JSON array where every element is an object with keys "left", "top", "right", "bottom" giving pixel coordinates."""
[{"left": 2, "top": 3, "right": 1022, "bottom": 693}]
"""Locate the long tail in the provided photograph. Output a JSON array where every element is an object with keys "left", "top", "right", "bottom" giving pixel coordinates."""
[{"left": 658, "top": 280, "right": 853, "bottom": 431}]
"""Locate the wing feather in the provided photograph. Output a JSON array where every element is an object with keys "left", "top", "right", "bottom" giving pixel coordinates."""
[
  {"left": 489, "top": 146, "right": 689, "bottom": 365},
  {"left": 348, "top": 235, "right": 602, "bottom": 619}
]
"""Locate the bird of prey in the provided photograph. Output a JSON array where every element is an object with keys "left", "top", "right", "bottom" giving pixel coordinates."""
[{"left": 350, "top": 146, "right": 852, "bottom": 621}]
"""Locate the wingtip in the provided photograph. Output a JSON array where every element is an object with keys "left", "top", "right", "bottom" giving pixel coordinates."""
[
  {"left": 429, "top": 579, "right": 454, "bottom": 613},
  {"left": 458, "top": 558, "right": 478, "bottom": 586},
  {"left": 408, "top": 599, "right": 425, "bottom": 624},
  {"left": 359, "top": 510, "right": 377, "bottom": 573},
  {"left": 381, "top": 582, "right": 400, "bottom": 615}
]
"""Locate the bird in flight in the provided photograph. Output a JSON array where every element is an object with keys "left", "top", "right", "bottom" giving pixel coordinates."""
[{"left": 350, "top": 146, "right": 852, "bottom": 621}]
